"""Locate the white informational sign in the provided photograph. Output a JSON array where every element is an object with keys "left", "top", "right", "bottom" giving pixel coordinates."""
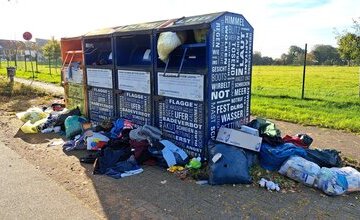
[
  {"left": 86, "top": 68, "right": 113, "bottom": 89},
  {"left": 157, "top": 73, "right": 204, "bottom": 101},
  {"left": 117, "top": 70, "right": 150, "bottom": 94},
  {"left": 64, "top": 66, "right": 83, "bottom": 84}
]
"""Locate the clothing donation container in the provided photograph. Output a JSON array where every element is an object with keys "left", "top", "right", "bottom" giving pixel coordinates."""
[
  {"left": 60, "top": 36, "right": 86, "bottom": 114},
  {"left": 154, "top": 12, "right": 253, "bottom": 156},
  {"left": 83, "top": 27, "right": 117, "bottom": 124},
  {"left": 113, "top": 20, "right": 166, "bottom": 127}
]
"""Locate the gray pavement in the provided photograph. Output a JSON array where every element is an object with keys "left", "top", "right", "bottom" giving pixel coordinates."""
[{"left": 0, "top": 141, "right": 99, "bottom": 220}]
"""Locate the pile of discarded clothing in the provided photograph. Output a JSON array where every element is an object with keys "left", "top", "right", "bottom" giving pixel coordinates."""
[
  {"left": 62, "top": 117, "right": 191, "bottom": 179},
  {"left": 16, "top": 105, "right": 360, "bottom": 196}
]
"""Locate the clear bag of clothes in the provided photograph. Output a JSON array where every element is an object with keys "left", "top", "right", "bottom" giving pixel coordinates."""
[
  {"left": 279, "top": 156, "right": 321, "bottom": 186},
  {"left": 316, "top": 167, "right": 360, "bottom": 196}
]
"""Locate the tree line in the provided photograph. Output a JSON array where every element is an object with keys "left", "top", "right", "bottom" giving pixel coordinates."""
[{"left": 254, "top": 18, "right": 360, "bottom": 66}]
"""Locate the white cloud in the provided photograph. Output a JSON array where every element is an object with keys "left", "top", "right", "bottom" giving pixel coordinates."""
[{"left": 0, "top": 0, "right": 358, "bottom": 58}]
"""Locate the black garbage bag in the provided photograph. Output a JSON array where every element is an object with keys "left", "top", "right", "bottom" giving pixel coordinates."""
[
  {"left": 304, "top": 149, "right": 342, "bottom": 168},
  {"left": 54, "top": 107, "right": 81, "bottom": 130}
]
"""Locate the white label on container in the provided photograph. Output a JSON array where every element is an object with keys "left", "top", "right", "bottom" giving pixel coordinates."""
[
  {"left": 86, "top": 68, "right": 113, "bottom": 89},
  {"left": 117, "top": 70, "right": 150, "bottom": 94},
  {"left": 64, "top": 66, "right": 83, "bottom": 84},
  {"left": 157, "top": 73, "right": 204, "bottom": 101}
]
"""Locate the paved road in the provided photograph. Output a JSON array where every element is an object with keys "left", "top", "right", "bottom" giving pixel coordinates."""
[{"left": 0, "top": 141, "right": 99, "bottom": 220}]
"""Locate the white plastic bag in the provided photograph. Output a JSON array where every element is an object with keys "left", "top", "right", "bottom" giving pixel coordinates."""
[
  {"left": 157, "top": 32, "right": 186, "bottom": 62},
  {"left": 279, "top": 156, "right": 321, "bottom": 186},
  {"left": 16, "top": 107, "right": 48, "bottom": 123},
  {"left": 316, "top": 167, "right": 360, "bottom": 196}
]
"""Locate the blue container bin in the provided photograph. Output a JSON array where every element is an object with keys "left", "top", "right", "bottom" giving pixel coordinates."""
[
  {"left": 154, "top": 12, "right": 254, "bottom": 157},
  {"left": 83, "top": 27, "right": 117, "bottom": 124},
  {"left": 113, "top": 20, "right": 166, "bottom": 127}
]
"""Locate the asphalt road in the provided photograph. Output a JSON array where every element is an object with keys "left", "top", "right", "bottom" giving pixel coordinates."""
[{"left": 0, "top": 140, "right": 99, "bottom": 220}]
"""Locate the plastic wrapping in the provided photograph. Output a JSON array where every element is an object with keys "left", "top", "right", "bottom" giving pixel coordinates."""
[
  {"left": 316, "top": 167, "right": 360, "bottom": 196},
  {"left": 157, "top": 31, "right": 186, "bottom": 62},
  {"left": 64, "top": 115, "right": 87, "bottom": 139},
  {"left": 279, "top": 156, "right": 321, "bottom": 186},
  {"left": 16, "top": 107, "right": 48, "bottom": 123},
  {"left": 20, "top": 118, "right": 48, "bottom": 134}
]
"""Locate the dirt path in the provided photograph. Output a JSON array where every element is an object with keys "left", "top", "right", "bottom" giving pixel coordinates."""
[
  {"left": 13, "top": 77, "right": 64, "bottom": 97},
  {"left": 270, "top": 119, "right": 360, "bottom": 160}
]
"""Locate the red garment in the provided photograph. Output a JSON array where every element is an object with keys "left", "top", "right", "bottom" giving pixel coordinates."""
[
  {"left": 130, "top": 139, "right": 155, "bottom": 164},
  {"left": 282, "top": 135, "right": 309, "bottom": 148}
]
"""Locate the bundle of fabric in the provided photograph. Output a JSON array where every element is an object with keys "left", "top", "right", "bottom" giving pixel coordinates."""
[
  {"left": 129, "top": 125, "right": 162, "bottom": 144},
  {"left": 93, "top": 142, "right": 133, "bottom": 176},
  {"left": 247, "top": 118, "right": 284, "bottom": 146},
  {"left": 110, "top": 119, "right": 134, "bottom": 139},
  {"left": 149, "top": 140, "right": 189, "bottom": 168},
  {"left": 282, "top": 134, "right": 313, "bottom": 148},
  {"left": 259, "top": 142, "right": 307, "bottom": 171}
]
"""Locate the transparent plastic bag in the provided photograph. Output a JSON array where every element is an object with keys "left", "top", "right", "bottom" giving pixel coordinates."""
[
  {"left": 316, "top": 167, "right": 360, "bottom": 196},
  {"left": 16, "top": 107, "right": 48, "bottom": 123},
  {"left": 279, "top": 156, "right": 320, "bottom": 186}
]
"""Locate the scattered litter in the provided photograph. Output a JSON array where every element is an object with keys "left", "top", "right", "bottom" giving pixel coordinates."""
[
  {"left": 196, "top": 180, "right": 208, "bottom": 185},
  {"left": 161, "top": 180, "right": 167, "bottom": 184},
  {"left": 41, "top": 126, "right": 61, "bottom": 134},
  {"left": 167, "top": 166, "right": 184, "bottom": 173},
  {"left": 212, "top": 153, "right": 222, "bottom": 163},
  {"left": 186, "top": 157, "right": 202, "bottom": 169},
  {"left": 48, "top": 139, "right": 65, "bottom": 147},
  {"left": 259, "top": 178, "right": 280, "bottom": 192}
]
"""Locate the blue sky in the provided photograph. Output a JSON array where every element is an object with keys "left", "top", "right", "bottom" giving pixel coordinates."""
[{"left": 0, "top": 0, "right": 359, "bottom": 58}]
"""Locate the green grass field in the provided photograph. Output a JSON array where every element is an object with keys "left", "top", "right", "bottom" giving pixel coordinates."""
[
  {"left": 1, "top": 62, "right": 359, "bottom": 132},
  {"left": 252, "top": 66, "right": 360, "bottom": 133},
  {"left": 0, "top": 61, "right": 61, "bottom": 84}
]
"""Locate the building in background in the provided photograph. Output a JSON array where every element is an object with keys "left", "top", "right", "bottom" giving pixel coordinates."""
[{"left": 0, "top": 38, "right": 49, "bottom": 63}]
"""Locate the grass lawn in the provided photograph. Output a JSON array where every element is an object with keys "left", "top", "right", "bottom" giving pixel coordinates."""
[
  {"left": 252, "top": 66, "right": 360, "bottom": 133},
  {"left": 1, "top": 61, "right": 359, "bottom": 133},
  {"left": 0, "top": 61, "right": 61, "bottom": 84}
]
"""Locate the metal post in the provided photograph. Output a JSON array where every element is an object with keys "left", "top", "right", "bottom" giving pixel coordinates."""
[
  {"left": 301, "top": 43, "right": 307, "bottom": 99},
  {"left": 35, "top": 52, "right": 38, "bottom": 72},
  {"left": 25, "top": 54, "right": 27, "bottom": 72},
  {"left": 27, "top": 46, "right": 34, "bottom": 79}
]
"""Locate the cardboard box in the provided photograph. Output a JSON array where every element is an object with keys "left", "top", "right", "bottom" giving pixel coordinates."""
[{"left": 216, "top": 127, "right": 262, "bottom": 152}]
